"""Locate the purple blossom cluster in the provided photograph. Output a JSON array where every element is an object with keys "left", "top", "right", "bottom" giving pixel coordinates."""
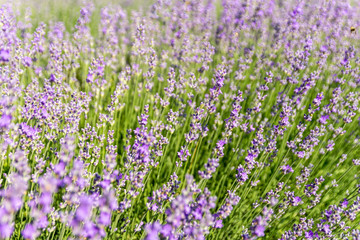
[{"left": 0, "top": 0, "right": 359, "bottom": 239}]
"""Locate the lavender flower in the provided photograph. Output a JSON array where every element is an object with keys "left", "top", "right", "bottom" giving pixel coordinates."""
[{"left": 0, "top": 1, "right": 359, "bottom": 239}]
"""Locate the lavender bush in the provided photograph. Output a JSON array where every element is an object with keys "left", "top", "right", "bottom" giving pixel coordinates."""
[{"left": 0, "top": 0, "right": 360, "bottom": 239}]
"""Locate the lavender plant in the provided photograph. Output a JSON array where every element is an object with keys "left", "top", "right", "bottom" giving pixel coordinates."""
[{"left": 0, "top": 0, "right": 360, "bottom": 239}]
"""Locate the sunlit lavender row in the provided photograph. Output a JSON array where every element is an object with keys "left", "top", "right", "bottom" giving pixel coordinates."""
[{"left": 0, "top": 0, "right": 360, "bottom": 239}]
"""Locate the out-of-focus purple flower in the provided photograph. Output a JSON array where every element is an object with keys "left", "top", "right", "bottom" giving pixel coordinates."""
[
  {"left": 98, "top": 211, "right": 111, "bottom": 226},
  {"left": 305, "top": 230, "right": 314, "bottom": 239},
  {"left": 83, "top": 221, "right": 99, "bottom": 238},
  {"left": 313, "top": 93, "right": 324, "bottom": 106},
  {"left": 23, "top": 56, "right": 32, "bottom": 67},
  {"left": 254, "top": 225, "right": 265, "bottom": 237},
  {"left": 53, "top": 161, "right": 66, "bottom": 176},
  {"left": 323, "top": 224, "right": 331, "bottom": 235},
  {"left": 297, "top": 151, "right": 305, "bottom": 158},
  {"left": 75, "top": 195, "right": 93, "bottom": 221},
  {"left": 0, "top": 223, "right": 13, "bottom": 238},
  {"left": 215, "top": 190, "right": 240, "bottom": 224},
  {"left": 0, "top": 49, "right": 10, "bottom": 62},
  {"left": 145, "top": 221, "right": 161, "bottom": 240},
  {"left": 281, "top": 165, "right": 294, "bottom": 174},
  {"left": 160, "top": 224, "right": 172, "bottom": 237},
  {"left": 39, "top": 192, "right": 52, "bottom": 211},
  {"left": 250, "top": 207, "right": 273, "bottom": 238},
  {"left": 341, "top": 198, "right": 348, "bottom": 208},
  {"left": 293, "top": 196, "right": 302, "bottom": 206},
  {"left": 20, "top": 123, "right": 40, "bottom": 140},
  {"left": 326, "top": 140, "right": 335, "bottom": 151},
  {"left": 319, "top": 115, "right": 329, "bottom": 125},
  {"left": 22, "top": 224, "right": 38, "bottom": 240},
  {"left": 36, "top": 215, "right": 48, "bottom": 229},
  {"left": 178, "top": 146, "right": 191, "bottom": 162},
  {"left": 236, "top": 165, "right": 249, "bottom": 183},
  {"left": 214, "top": 220, "right": 223, "bottom": 228},
  {"left": 0, "top": 114, "right": 11, "bottom": 129}
]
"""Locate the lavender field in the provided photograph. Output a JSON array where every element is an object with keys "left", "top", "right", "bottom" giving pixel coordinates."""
[{"left": 0, "top": 0, "right": 360, "bottom": 239}]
